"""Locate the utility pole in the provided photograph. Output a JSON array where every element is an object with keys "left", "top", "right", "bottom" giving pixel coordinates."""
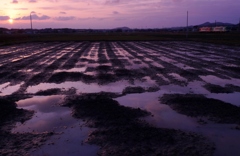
[
  {"left": 239, "top": 18, "right": 240, "bottom": 31},
  {"left": 186, "top": 11, "right": 188, "bottom": 39},
  {"left": 30, "top": 12, "right": 33, "bottom": 34}
]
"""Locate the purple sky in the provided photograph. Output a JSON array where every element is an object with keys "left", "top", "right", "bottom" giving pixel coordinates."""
[{"left": 0, "top": 0, "right": 240, "bottom": 29}]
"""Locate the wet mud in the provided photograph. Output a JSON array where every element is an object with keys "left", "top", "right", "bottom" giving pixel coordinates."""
[
  {"left": 1, "top": 41, "right": 240, "bottom": 155},
  {"left": 160, "top": 94, "right": 240, "bottom": 124},
  {"left": 203, "top": 83, "right": 240, "bottom": 93},
  {"left": 63, "top": 93, "right": 215, "bottom": 156},
  {"left": 0, "top": 97, "right": 53, "bottom": 156},
  {"left": 1, "top": 41, "right": 240, "bottom": 92},
  {"left": 0, "top": 98, "right": 32, "bottom": 126},
  {"left": 35, "top": 87, "right": 76, "bottom": 96}
]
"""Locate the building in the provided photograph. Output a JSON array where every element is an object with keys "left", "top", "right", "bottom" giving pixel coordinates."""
[
  {"left": 212, "top": 26, "right": 227, "bottom": 32},
  {"left": 199, "top": 27, "right": 212, "bottom": 32}
]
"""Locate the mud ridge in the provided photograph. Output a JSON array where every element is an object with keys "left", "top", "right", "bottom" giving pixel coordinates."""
[
  {"left": 63, "top": 93, "right": 215, "bottom": 156},
  {"left": 160, "top": 94, "right": 240, "bottom": 124}
]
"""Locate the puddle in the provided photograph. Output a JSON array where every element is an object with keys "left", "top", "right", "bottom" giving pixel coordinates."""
[
  {"left": 174, "top": 63, "right": 195, "bottom": 70},
  {"left": 200, "top": 75, "right": 240, "bottom": 87},
  {"left": 26, "top": 80, "right": 129, "bottom": 94},
  {"left": 54, "top": 67, "right": 86, "bottom": 73},
  {"left": 0, "top": 82, "right": 10, "bottom": 91},
  {"left": 168, "top": 73, "right": 188, "bottom": 82},
  {"left": 190, "top": 80, "right": 209, "bottom": 92},
  {"left": 159, "top": 56, "right": 176, "bottom": 63},
  {"left": 0, "top": 82, "right": 23, "bottom": 95},
  {"left": 134, "top": 76, "right": 157, "bottom": 87},
  {"left": 126, "top": 63, "right": 148, "bottom": 70},
  {"left": 143, "top": 58, "right": 153, "bottom": 62},
  {"left": 157, "top": 74, "right": 170, "bottom": 82},
  {"left": 115, "top": 91, "right": 198, "bottom": 131},
  {"left": 116, "top": 91, "right": 240, "bottom": 156},
  {"left": 86, "top": 63, "right": 100, "bottom": 68},
  {"left": 84, "top": 71, "right": 97, "bottom": 76},
  {"left": 11, "top": 58, "right": 23, "bottom": 62},
  {"left": 26, "top": 79, "right": 160, "bottom": 95},
  {"left": 12, "top": 95, "right": 99, "bottom": 156},
  {"left": 1, "top": 41, "right": 240, "bottom": 155},
  {"left": 207, "top": 93, "right": 240, "bottom": 106},
  {"left": 151, "top": 62, "right": 164, "bottom": 68},
  {"left": 19, "top": 69, "right": 34, "bottom": 72}
]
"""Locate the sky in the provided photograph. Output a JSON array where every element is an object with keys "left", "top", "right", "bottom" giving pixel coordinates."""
[{"left": 0, "top": 0, "right": 240, "bottom": 29}]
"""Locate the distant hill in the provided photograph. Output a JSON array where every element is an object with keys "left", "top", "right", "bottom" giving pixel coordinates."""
[
  {"left": 112, "top": 27, "right": 131, "bottom": 30},
  {"left": 198, "top": 22, "right": 235, "bottom": 27}
]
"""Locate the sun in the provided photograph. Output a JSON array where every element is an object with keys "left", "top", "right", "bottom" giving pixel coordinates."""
[{"left": 8, "top": 18, "right": 13, "bottom": 24}]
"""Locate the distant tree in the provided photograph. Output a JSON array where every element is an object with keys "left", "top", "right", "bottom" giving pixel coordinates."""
[{"left": 115, "top": 29, "right": 122, "bottom": 33}]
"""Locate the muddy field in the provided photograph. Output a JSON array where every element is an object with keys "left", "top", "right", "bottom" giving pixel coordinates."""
[{"left": 0, "top": 41, "right": 240, "bottom": 156}]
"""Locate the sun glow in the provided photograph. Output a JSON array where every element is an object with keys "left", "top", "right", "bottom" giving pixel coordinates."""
[{"left": 8, "top": 19, "right": 13, "bottom": 24}]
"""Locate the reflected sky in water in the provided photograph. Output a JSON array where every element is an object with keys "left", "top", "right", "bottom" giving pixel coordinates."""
[
  {"left": 115, "top": 84, "right": 240, "bottom": 156},
  {"left": 0, "top": 82, "right": 23, "bottom": 96},
  {"left": 13, "top": 95, "right": 99, "bottom": 156},
  {"left": 200, "top": 75, "right": 240, "bottom": 87},
  {"left": 26, "top": 78, "right": 158, "bottom": 94},
  {"left": 9, "top": 73, "right": 240, "bottom": 156}
]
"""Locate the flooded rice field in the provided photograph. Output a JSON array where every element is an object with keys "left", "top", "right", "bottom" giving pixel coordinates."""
[{"left": 1, "top": 41, "right": 240, "bottom": 156}]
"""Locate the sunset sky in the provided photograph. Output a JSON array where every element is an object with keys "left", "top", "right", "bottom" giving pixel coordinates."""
[{"left": 0, "top": 0, "right": 239, "bottom": 29}]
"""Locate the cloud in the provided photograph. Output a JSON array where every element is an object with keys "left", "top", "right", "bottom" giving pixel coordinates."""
[
  {"left": 113, "top": 11, "right": 119, "bottom": 15},
  {"left": 78, "top": 17, "right": 109, "bottom": 21},
  {"left": 38, "top": 7, "right": 55, "bottom": 10},
  {"left": 172, "top": 0, "right": 184, "bottom": 2},
  {"left": 12, "top": 0, "right": 18, "bottom": 4},
  {"left": 14, "top": 8, "right": 28, "bottom": 10},
  {"left": 29, "top": 0, "right": 37, "bottom": 3},
  {"left": 59, "top": 5, "right": 89, "bottom": 11},
  {"left": 32, "top": 15, "right": 50, "bottom": 20},
  {"left": 54, "top": 16, "right": 75, "bottom": 21},
  {"left": 46, "top": 0, "right": 59, "bottom": 2},
  {"left": 60, "top": 12, "right": 66, "bottom": 14},
  {"left": 38, "top": 6, "right": 89, "bottom": 11},
  {"left": 0, "top": 16, "right": 10, "bottom": 20},
  {"left": 105, "top": 0, "right": 120, "bottom": 5},
  {"left": 15, "top": 14, "right": 50, "bottom": 20}
]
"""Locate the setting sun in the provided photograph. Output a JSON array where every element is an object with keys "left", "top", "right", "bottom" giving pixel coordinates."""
[{"left": 8, "top": 19, "right": 13, "bottom": 24}]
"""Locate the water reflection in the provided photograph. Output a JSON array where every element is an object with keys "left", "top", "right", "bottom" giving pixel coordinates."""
[
  {"left": 0, "top": 82, "right": 23, "bottom": 95},
  {"left": 116, "top": 87, "right": 240, "bottom": 156},
  {"left": 26, "top": 80, "right": 157, "bottom": 94},
  {"left": 13, "top": 95, "right": 99, "bottom": 156},
  {"left": 200, "top": 75, "right": 240, "bottom": 87},
  {"left": 168, "top": 73, "right": 188, "bottom": 82},
  {"left": 115, "top": 91, "right": 198, "bottom": 130},
  {"left": 207, "top": 93, "right": 240, "bottom": 106},
  {"left": 0, "top": 82, "right": 10, "bottom": 90},
  {"left": 54, "top": 67, "right": 86, "bottom": 73}
]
